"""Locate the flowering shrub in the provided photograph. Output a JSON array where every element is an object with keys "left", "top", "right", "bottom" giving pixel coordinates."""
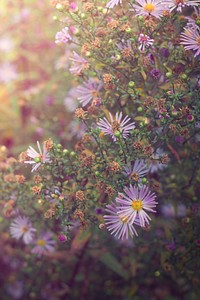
[{"left": 1, "top": 0, "right": 200, "bottom": 299}]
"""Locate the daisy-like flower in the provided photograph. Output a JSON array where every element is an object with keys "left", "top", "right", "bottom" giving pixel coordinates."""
[
  {"left": 31, "top": 231, "right": 56, "bottom": 257},
  {"left": 10, "top": 216, "right": 36, "bottom": 244},
  {"left": 138, "top": 34, "right": 154, "bottom": 51},
  {"left": 106, "top": 0, "right": 122, "bottom": 9},
  {"left": 164, "top": 0, "right": 200, "bottom": 13},
  {"left": 104, "top": 202, "right": 139, "bottom": 239},
  {"left": 180, "top": 26, "right": 200, "bottom": 57},
  {"left": 123, "top": 160, "right": 148, "bottom": 184},
  {"left": 97, "top": 112, "right": 135, "bottom": 142},
  {"left": 69, "top": 51, "right": 89, "bottom": 76},
  {"left": 148, "top": 148, "right": 167, "bottom": 173},
  {"left": 77, "top": 78, "right": 103, "bottom": 107},
  {"left": 24, "top": 141, "right": 51, "bottom": 172},
  {"left": 131, "top": 0, "right": 166, "bottom": 19},
  {"left": 117, "top": 185, "right": 157, "bottom": 227},
  {"left": 55, "top": 27, "right": 72, "bottom": 44}
]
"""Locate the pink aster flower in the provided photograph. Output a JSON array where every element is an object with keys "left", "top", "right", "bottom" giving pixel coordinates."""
[
  {"left": 117, "top": 185, "right": 157, "bottom": 228},
  {"left": 77, "top": 78, "right": 103, "bottom": 107},
  {"left": 106, "top": 0, "right": 122, "bottom": 9},
  {"left": 180, "top": 26, "right": 200, "bottom": 57},
  {"left": 10, "top": 216, "right": 36, "bottom": 244},
  {"left": 55, "top": 27, "right": 72, "bottom": 44},
  {"left": 24, "top": 141, "right": 51, "bottom": 172},
  {"left": 97, "top": 112, "right": 135, "bottom": 142},
  {"left": 138, "top": 33, "right": 154, "bottom": 51},
  {"left": 104, "top": 202, "right": 138, "bottom": 240},
  {"left": 164, "top": 0, "right": 200, "bottom": 12},
  {"left": 31, "top": 231, "right": 56, "bottom": 257},
  {"left": 131, "top": 0, "right": 166, "bottom": 19},
  {"left": 123, "top": 160, "right": 148, "bottom": 184},
  {"left": 69, "top": 51, "right": 89, "bottom": 76}
]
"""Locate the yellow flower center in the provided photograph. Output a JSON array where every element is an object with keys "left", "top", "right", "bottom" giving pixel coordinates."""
[
  {"left": 120, "top": 216, "right": 129, "bottom": 223},
  {"left": 143, "top": 3, "right": 155, "bottom": 13},
  {"left": 132, "top": 199, "right": 143, "bottom": 211},
  {"left": 37, "top": 239, "right": 46, "bottom": 246}
]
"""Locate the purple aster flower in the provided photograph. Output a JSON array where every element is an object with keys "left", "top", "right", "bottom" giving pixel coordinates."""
[
  {"left": 6, "top": 281, "right": 24, "bottom": 299},
  {"left": 77, "top": 78, "right": 103, "bottom": 107},
  {"left": 180, "top": 26, "right": 200, "bottom": 57},
  {"left": 24, "top": 141, "right": 51, "bottom": 172},
  {"left": 138, "top": 34, "right": 154, "bottom": 51},
  {"left": 10, "top": 216, "right": 36, "bottom": 244},
  {"left": 185, "top": 7, "right": 200, "bottom": 29},
  {"left": 104, "top": 202, "right": 138, "bottom": 240},
  {"left": 55, "top": 27, "right": 72, "bottom": 44},
  {"left": 97, "top": 112, "right": 135, "bottom": 142},
  {"left": 69, "top": 51, "right": 89, "bottom": 76},
  {"left": 31, "top": 231, "right": 56, "bottom": 257},
  {"left": 123, "top": 160, "right": 148, "bottom": 184},
  {"left": 160, "top": 47, "right": 170, "bottom": 58},
  {"left": 151, "top": 68, "right": 161, "bottom": 79},
  {"left": 131, "top": 0, "right": 166, "bottom": 19},
  {"left": 58, "top": 234, "right": 67, "bottom": 242},
  {"left": 161, "top": 203, "right": 186, "bottom": 217},
  {"left": 117, "top": 185, "right": 157, "bottom": 227},
  {"left": 164, "top": 0, "right": 200, "bottom": 13},
  {"left": 175, "top": 136, "right": 184, "bottom": 144},
  {"left": 68, "top": 120, "right": 86, "bottom": 139},
  {"left": 106, "top": 0, "right": 122, "bottom": 9}
]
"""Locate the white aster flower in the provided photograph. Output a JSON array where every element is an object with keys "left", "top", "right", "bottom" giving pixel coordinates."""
[
  {"left": 10, "top": 216, "right": 36, "bottom": 244},
  {"left": 24, "top": 141, "right": 51, "bottom": 172}
]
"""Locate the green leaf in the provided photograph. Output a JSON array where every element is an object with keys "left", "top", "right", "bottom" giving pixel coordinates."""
[{"left": 90, "top": 250, "right": 129, "bottom": 280}]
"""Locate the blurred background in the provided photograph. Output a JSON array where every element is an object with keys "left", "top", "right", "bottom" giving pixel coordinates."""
[
  {"left": 0, "top": 0, "right": 77, "bottom": 154},
  {"left": 0, "top": 1, "right": 200, "bottom": 300}
]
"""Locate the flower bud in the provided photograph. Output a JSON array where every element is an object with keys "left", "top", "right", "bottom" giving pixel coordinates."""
[
  {"left": 63, "top": 149, "right": 69, "bottom": 155},
  {"left": 137, "top": 107, "right": 143, "bottom": 112},
  {"left": 114, "top": 131, "right": 121, "bottom": 138},
  {"left": 56, "top": 4, "right": 64, "bottom": 11},
  {"left": 34, "top": 157, "right": 41, "bottom": 163},
  {"left": 166, "top": 72, "right": 172, "bottom": 78},
  {"left": 128, "top": 81, "right": 135, "bottom": 87},
  {"left": 138, "top": 16, "right": 144, "bottom": 21},
  {"left": 70, "top": 151, "right": 76, "bottom": 157},
  {"left": 80, "top": 13, "right": 86, "bottom": 19},
  {"left": 125, "top": 27, "right": 132, "bottom": 33},
  {"left": 95, "top": 171, "right": 100, "bottom": 177}
]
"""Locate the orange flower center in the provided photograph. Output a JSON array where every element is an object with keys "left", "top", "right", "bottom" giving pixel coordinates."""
[
  {"left": 21, "top": 226, "right": 28, "bottom": 233},
  {"left": 196, "top": 37, "right": 200, "bottom": 46},
  {"left": 130, "top": 172, "right": 139, "bottom": 182},
  {"left": 175, "top": 0, "right": 184, "bottom": 5}
]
